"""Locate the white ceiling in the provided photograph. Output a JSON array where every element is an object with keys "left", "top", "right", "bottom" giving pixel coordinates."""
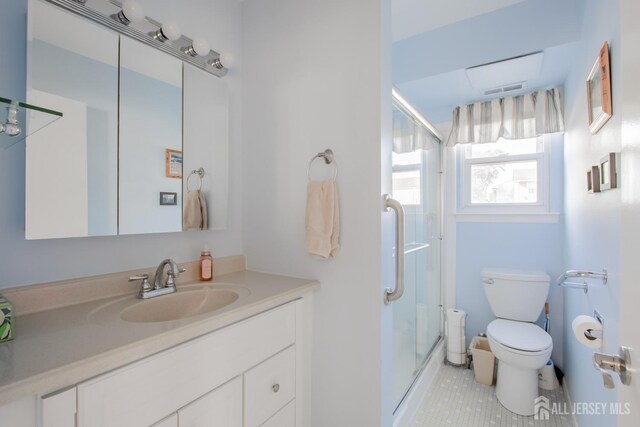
[{"left": 392, "top": 0, "right": 525, "bottom": 42}]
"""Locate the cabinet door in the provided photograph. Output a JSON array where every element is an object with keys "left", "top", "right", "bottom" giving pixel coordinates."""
[
  {"left": 41, "top": 388, "right": 76, "bottom": 427},
  {"left": 152, "top": 414, "right": 178, "bottom": 427},
  {"left": 178, "top": 377, "right": 242, "bottom": 427}
]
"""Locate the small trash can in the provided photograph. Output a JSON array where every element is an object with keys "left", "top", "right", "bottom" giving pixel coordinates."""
[{"left": 470, "top": 336, "right": 495, "bottom": 386}]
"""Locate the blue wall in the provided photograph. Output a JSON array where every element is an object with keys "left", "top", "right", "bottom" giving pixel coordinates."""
[
  {"left": 561, "top": 0, "right": 622, "bottom": 425},
  {"left": 455, "top": 134, "right": 566, "bottom": 367}
]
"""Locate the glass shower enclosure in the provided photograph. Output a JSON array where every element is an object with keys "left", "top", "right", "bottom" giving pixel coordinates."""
[{"left": 390, "top": 91, "right": 443, "bottom": 412}]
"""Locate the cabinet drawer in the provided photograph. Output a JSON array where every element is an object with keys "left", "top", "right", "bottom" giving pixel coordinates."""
[
  {"left": 261, "top": 400, "right": 295, "bottom": 427},
  {"left": 78, "top": 303, "right": 295, "bottom": 427},
  {"left": 244, "top": 346, "right": 296, "bottom": 427}
]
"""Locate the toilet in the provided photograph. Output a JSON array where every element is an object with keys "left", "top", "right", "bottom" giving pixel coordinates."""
[{"left": 481, "top": 268, "right": 553, "bottom": 416}]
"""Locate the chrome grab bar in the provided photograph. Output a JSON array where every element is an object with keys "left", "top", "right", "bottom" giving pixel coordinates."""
[
  {"left": 556, "top": 269, "right": 608, "bottom": 294},
  {"left": 384, "top": 195, "right": 405, "bottom": 304}
]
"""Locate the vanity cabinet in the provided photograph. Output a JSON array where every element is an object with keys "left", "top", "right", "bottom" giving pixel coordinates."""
[
  {"left": 26, "top": 298, "right": 309, "bottom": 427},
  {"left": 75, "top": 302, "right": 298, "bottom": 427}
]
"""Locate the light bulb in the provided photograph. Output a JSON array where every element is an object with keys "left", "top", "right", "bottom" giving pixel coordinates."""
[
  {"left": 159, "top": 21, "right": 181, "bottom": 41},
  {"left": 119, "top": 1, "right": 144, "bottom": 24},
  {"left": 192, "top": 38, "right": 210, "bottom": 56},
  {"left": 209, "top": 53, "right": 233, "bottom": 70}
]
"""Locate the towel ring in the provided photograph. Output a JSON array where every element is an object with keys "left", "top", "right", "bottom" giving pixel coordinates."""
[
  {"left": 307, "top": 149, "right": 338, "bottom": 181},
  {"left": 187, "top": 167, "right": 205, "bottom": 191}
]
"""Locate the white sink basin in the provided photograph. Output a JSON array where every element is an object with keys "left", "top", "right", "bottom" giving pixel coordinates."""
[{"left": 89, "top": 284, "right": 250, "bottom": 324}]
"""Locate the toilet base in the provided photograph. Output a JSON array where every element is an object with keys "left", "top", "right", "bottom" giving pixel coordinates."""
[{"left": 495, "top": 360, "right": 540, "bottom": 416}]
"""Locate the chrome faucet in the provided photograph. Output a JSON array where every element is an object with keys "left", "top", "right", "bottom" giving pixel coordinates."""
[{"left": 129, "top": 259, "right": 186, "bottom": 299}]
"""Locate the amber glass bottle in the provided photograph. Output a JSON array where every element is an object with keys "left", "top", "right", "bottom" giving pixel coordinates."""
[{"left": 200, "top": 246, "right": 213, "bottom": 281}]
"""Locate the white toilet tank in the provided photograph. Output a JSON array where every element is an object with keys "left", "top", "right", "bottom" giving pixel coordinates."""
[{"left": 482, "top": 268, "right": 550, "bottom": 322}]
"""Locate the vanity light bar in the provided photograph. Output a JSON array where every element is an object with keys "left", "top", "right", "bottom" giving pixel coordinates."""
[{"left": 43, "top": 0, "right": 228, "bottom": 77}]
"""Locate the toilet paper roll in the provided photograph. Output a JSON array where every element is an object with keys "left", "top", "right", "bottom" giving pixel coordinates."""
[
  {"left": 572, "top": 315, "right": 602, "bottom": 348},
  {"left": 447, "top": 335, "right": 466, "bottom": 353},
  {"left": 447, "top": 309, "right": 466, "bottom": 326},
  {"left": 446, "top": 309, "right": 467, "bottom": 360}
]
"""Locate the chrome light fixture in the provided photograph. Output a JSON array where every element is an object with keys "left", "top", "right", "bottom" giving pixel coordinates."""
[
  {"left": 117, "top": 0, "right": 145, "bottom": 25},
  {"left": 209, "top": 54, "right": 233, "bottom": 70},
  {"left": 184, "top": 37, "right": 210, "bottom": 57},
  {"left": 44, "top": 0, "right": 228, "bottom": 77},
  {"left": 0, "top": 105, "right": 21, "bottom": 137},
  {"left": 154, "top": 21, "right": 182, "bottom": 42}
]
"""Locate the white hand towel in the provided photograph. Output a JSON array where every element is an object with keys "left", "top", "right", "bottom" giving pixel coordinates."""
[
  {"left": 305, "top": 180, "right": 340, "bottom": 258},
  {"left": 183, "top": 190, "right": 208, "bottom": 230}
]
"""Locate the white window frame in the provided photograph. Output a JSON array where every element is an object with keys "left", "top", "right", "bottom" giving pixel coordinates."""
[{"left": 457, "top": 136, "right": 550, "bottom": 215}]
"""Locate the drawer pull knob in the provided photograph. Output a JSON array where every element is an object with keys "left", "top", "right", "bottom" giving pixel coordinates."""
[{"left": 272, "top": 383, "right": 280, "bottom": 393}]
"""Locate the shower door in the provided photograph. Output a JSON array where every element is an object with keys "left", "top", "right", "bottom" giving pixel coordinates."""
[{"left": 390, "top": 95, "right": 442, "bottom": 411}]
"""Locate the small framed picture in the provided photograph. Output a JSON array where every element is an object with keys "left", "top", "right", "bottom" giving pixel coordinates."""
[
  {"left": 586, "top": 42, "right": 612, "bottom": 134},
  {"left": 587, "top": 165, "right": 601, "bottom": 193},
  {"left": 599, "top": 152, "right": 619, "bottom": 191},
  {"left": 159, "top": 192, "right": 177, "bottom": 206},
  {"left": 165, "top": 149, "right": 183, "bottom": 179}
]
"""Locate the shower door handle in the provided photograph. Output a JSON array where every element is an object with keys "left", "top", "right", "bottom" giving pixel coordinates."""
[{"left": 384, "top": 194, "right": 405, "bottom": 304}]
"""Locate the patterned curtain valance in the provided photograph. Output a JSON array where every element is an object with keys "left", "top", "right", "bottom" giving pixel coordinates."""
[{"left": 449, "top": 88, "right": 565, "bottom": 145}]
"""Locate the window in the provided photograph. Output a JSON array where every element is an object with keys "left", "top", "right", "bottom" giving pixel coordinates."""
[
  {"left": 458, "top": 137, "right": 549, "bottom": 214},
  {"left": 392, "top": 151, "right": 422, "bottom": 206}
]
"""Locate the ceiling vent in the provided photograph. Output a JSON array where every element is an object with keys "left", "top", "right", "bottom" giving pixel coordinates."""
[
  {"left": 483, "top": 82, "right": 525, "bottom": 96},
  {"left": 466, "top": 51, "right": 543, "bottom": 93}
]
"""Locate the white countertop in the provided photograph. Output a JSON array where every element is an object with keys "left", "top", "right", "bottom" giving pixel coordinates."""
[{"left": 0, "top": 270, "right": 319, "bottom": 406}]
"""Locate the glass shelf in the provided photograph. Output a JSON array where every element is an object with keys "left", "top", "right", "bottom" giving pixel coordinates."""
[{"left": 0, "top": 96, "right": 63, "bottom": 150}]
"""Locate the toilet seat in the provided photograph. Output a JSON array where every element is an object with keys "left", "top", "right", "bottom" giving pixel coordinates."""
[{"left": 487, "top": 319, "right": 552, "bottom": 353}]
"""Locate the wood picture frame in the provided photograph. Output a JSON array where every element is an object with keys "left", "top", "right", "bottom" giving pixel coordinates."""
[
  {"left": 599, "top": 152, "right": 619, "bottom": 191},
  {"left": 165, "top": 149, "right": 183, "bottom": 179},
  {"left": 587, "top": 165, "right": 601, "bottom": 193},
  {"left": 586, "top": 42, "right": 612, "bottom": 134}
]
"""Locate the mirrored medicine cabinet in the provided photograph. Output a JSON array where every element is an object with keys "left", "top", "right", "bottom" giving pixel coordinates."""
[{"left": 25, "top": 0, "right": 229, "bottom": 240}]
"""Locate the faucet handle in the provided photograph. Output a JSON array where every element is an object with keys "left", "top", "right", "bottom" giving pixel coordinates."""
[
  {"left": 129, "top": 274, "right": 153, "bottom": 294},
  {"left": 166, "top": 267, "right": 186, "bottom": 283}
]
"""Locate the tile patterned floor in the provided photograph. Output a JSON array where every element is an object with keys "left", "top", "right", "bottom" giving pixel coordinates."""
[{"left": 412, "top": 364, "right": 574, "bottom": 427}]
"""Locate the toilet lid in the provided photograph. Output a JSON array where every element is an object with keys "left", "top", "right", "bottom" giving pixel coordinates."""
[{"left": 487, "top": 319, "right": 552, "bottom": 352}]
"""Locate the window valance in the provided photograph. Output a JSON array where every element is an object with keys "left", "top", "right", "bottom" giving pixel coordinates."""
[{"left": 449, "top": 88, "right": 565, "bottom": 145}]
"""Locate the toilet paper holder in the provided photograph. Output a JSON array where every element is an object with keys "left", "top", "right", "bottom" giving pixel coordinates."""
[
  {"left": 584, "top": 328, "right": 603, "bottom": 341},
  {"left": 584, "top": 309, "right": 604, "bottom": 341}
]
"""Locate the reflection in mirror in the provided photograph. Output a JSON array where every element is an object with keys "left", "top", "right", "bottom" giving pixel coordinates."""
[
  {"left": 24, "top": 0, "right": 229, "bottom": 239},
  {"left": 119, "top": 37, "right": 183, "bottom": 235},
  {"left": 25, "top": 0, "right": 118, "bottom": 239},
  {"left": 183, "top": 65, "right": 229, "bottom": 230}
]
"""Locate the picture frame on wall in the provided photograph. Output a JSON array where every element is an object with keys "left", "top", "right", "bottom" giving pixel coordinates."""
[
  {"left": 599, "top": 152, "right": 619, "bottom": 191},
  {"left": 586, "top": 42, "right": 612, "bottom": 134},
  {"left": 165, "top": 149, "right": 183, "bottom": 179},
  {"left": 587, "top": 165, "right": 601, "bottom": 193},
  {"left": 159, "top": 192, "right": 177, "bottom": 206}
]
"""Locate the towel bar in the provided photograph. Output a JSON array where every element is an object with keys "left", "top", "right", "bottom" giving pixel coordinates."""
[
  {"left": 307, "top": 149, "right": 338, "bottom": 181},
  {"left": 187, "top": 167, "right": 205, "bottom": 191}
]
